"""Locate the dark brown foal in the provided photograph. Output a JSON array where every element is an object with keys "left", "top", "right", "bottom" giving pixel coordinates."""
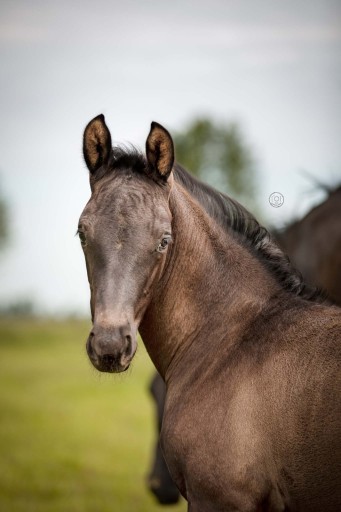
[{"left": 78, "top": 115, "right": 341, "bottom": 512}]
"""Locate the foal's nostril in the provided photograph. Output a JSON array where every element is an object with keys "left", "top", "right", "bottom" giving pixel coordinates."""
[
  {"left": 87, "top": 332, "right": 95, "bottom": 356},
  {"left": 125, "top": 334, "right": 132, "bottom": 354}
]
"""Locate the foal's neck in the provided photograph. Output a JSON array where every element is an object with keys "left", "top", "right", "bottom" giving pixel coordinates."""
[{"left": 139, "top": 181, "right": 281, "bottom": 381}]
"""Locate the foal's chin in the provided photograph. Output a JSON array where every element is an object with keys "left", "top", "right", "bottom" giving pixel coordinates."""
[
  {"left": 88, "top": 356, "right": 132, "bottom": 374},
  {"left": 99, "top": 363, "right": 130, "bottom": 374}
]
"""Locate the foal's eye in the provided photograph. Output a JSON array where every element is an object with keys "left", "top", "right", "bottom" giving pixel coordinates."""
[
  {"left": 78, "top": 231, "right": 86, "bottom": 246},
  {"left": 157, "top": 236, "right": 172, "bottom": 252}
]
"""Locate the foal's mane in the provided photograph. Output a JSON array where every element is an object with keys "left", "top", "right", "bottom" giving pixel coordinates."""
[
  {"left": 106, "top": 146, "right": 322, "bottom": 302},
  {"left": 173, "top": 165, "right": 322, "bottom": 302}
]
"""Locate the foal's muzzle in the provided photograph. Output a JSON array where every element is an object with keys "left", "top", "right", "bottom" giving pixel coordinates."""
[{"left": 86, "top": 324, "right": 136, "bottom": 373}]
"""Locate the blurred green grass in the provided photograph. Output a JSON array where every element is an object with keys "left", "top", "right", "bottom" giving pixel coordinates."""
[{"left": 0, "top": 318, "right": 185, "bottom": 512}]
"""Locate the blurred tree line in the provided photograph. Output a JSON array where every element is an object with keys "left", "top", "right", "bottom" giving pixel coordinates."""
[
  {"left": 0, "top": 299, "right": 35, "bottom": 317},
  {"left": 0, "top": 179, "right": 37, "bottom": 317},
  {"left": 174, "top": 117, "right": 258, "bottom": 211}
]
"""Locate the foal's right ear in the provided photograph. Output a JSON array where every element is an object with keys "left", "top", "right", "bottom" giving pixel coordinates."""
[{"left": 83, "top": 114, "right": 112, "bottom": 174}]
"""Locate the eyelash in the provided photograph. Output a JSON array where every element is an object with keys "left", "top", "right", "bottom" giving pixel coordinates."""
[{"left": 76, "top": 230, "right": 87, "bottom": 246}]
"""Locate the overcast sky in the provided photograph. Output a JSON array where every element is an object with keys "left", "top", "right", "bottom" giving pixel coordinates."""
[{"left": 0, "top": 0, "right": 340, "bottom": 314}]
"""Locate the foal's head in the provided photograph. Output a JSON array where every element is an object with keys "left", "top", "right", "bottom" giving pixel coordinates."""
[{"left": 79, "top": 115, "right": 174, "bottom": 372}]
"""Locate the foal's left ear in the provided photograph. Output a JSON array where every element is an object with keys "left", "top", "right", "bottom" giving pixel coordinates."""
[
  {"left": 83, "top": 114, "right": 112, "bottom": 174},
  {"left": 146, "top": 122, "right": 174, "bottom": 181}
]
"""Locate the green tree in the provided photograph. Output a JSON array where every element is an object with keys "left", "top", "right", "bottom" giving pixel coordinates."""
[{"left": 174, "top": 118, "right": 257, "bottom": 209}]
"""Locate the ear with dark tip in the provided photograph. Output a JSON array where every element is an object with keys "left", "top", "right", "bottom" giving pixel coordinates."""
[
  {"left": 83, "top": 114, "right": 112, "bottom": 174},
  {"left": 146, "top": 122, "right": 174, "bottom": 181}
]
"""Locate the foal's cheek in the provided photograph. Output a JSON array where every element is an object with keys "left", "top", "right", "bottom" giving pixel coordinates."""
[{"left": 132, "top": 254, "right": 163, "bottom": 323}]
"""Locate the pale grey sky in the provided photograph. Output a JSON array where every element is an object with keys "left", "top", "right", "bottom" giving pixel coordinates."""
[{"left": 0, "top": 0, "right": 340, "bottom": 314}]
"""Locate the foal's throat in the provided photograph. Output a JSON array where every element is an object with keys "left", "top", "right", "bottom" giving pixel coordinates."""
[{"left": 139, "top": 183, "right": 277, "bottom": 380}]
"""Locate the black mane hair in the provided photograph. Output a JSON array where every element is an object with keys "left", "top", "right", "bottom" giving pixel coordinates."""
[
  {"left": 100, "top": 146, "right": 322, "bottom": 302},
  {"left": 173, "top": 165, "right": 323, "bottom": 302}
]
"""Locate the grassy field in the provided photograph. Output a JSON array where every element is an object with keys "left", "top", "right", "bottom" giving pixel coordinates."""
[{"left": 0, "top": 318, "right": 186, "bottom": 512}]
